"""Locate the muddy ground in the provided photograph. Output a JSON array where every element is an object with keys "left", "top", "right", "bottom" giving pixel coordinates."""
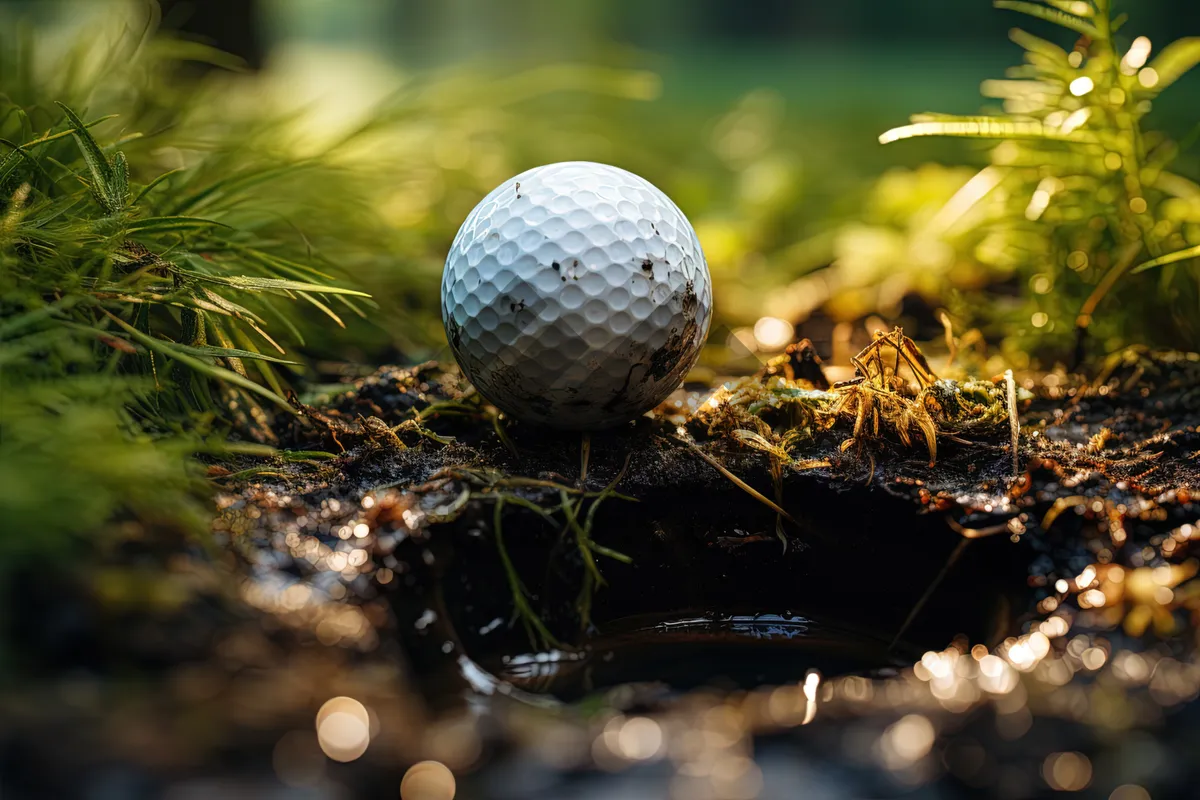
[{"left": 3, "top": 349, "right": 1200, "bottom": 798}]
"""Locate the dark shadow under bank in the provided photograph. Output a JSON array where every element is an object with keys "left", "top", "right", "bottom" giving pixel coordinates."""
[{"left": 399, "top": 468, "right": 1034, "bottom": 703}]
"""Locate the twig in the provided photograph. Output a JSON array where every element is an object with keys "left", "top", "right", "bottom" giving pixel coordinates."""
[
  {"left": 945, "top": 515, "right": 1012, "bottom": 539},
  {"left": 672, "top": 435, "right": 799, "bottom": 526},
  {"left": 890, "top": 537, "right": 970, "bottom": 652},
  {"left": 1004, "top": 369, "right": 1019, "bottom": 478},
  {"left": 939, "top": 311, "right": 959, "bottom": 367},
  {"left": 579, "top": 431, "right": 591, "bottom": 487}
]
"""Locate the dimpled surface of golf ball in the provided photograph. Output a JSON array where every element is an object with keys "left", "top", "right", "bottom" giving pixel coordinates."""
[{"left": 442, "top": 161, "right": 712, "bottom": 429}]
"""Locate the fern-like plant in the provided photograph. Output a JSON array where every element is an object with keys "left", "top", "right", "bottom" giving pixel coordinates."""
[{"left": 879, "top": 0, "right": 1200, "bottom": 362}]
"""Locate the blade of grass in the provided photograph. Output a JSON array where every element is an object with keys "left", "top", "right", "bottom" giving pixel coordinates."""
[
  {"left": 102, "top": 311, "right": 296, "bottom": 413},
  {"left": 492, "top": 497, "right": 560, "bottom": 650},
  {"left": 297, "top": 290, "right": 345, "bottom": 327},
  {"left": 232, "top": 325, "right": 291, "bottom": 397},
  {"left": 238, "top": 246, "right": 338, "bottom": 282},
  {"left": 55, "top": 102, "right": 126, "bottom": 213},
  {"left": 168, "top": 161, "right": 315, "bottom": 215},
  {"left": 1128, "top": 243, "right": 1200, "bottom": 275},
  {"left": 673, "top": 435, "right": 799, "bottom": 526},
  {"left": 880, "top": 116, "right": 1097, "bottom": 145},
  {"left": 130, "top": 168, "right": 183, "bottom": 206},
  {"left": 0, "top": 114, "right": 119, "bottom": 179},
  {"left": 195, "top": 286, "right": 267, "bottom": 324},
  {"left": 127, "top": 215, "right": 229, "bottom": 234},
  {"left": 175, "top": 268, "right": 370, "bottom": 297},
  {"left": 580, "top": 452, "right": 635, "bottom": 566},
  {"left": 994, "top": 0, "right": 1100, "bottom": 38},
  {"left": 559, "top": 487, "right": 605, "bottom": 587},
  {"left": 1005, "top": 369, "right": 1020, "bottom": 477},
  {"left": 171, "top": 343, "right": 299, "bottom": 365},
  {"left": 332, "top": 293, "right": 371, "bottom": 317}
]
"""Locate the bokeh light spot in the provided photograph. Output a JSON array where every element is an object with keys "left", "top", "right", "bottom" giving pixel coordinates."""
[
  {"left": 316, "top": 696, "right": 371, "bottom": 762},
  {"left": 401, "top": 761, "right": 456, "bottom": 800},
  {"left": 1043, "top": 752, "right": 1092, "bottom": 791}
]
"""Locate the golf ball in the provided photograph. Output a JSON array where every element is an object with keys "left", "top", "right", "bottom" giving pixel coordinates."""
[{"left": 442, "top": 161, "right": 712, "bottom": 429}]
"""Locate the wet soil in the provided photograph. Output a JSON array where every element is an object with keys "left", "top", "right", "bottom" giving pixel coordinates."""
[
  {"left": 240, "top": 352, "right": 1200, "bottom": 703},
  {"left": 3, "top": 351, "right": 1200, "bottom": 798}
]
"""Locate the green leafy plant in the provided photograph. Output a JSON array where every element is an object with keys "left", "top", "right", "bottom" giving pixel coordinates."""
[
  {"left": 878, "top": 0, "right": 1200, "bottom": 362},
  {"left": 0, "top": 6, "right": 384, "bottom": 625},
  {"left": 0, "top": 377, "right": 209, "bottom": 571},
  {"left": 1, "top": 20, "right": 376, "bottom": 429}
]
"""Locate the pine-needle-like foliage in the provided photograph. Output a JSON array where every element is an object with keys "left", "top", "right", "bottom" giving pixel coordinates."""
[
  {"left": 0, "top": 12, "right": 371, "bottom": 425},
  {"left": 0, "top": 5, "right": 377, "bottom": 615},
  {"left": 879, "top": 0, "right": 1200, "bottom": 361}
]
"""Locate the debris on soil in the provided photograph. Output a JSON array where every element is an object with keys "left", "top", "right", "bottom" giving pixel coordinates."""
[
  {"left": 200, "top": 339, "right": 1200, "bottom": 784},
  {"left": 5, "top": 338, "right": 1200, "bottom": 797},
  {"left": 211, "top": 331, "right": 1198, "bottom": 664}
]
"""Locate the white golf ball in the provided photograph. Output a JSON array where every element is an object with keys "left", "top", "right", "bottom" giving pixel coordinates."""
[{"left": 442, "top": 161, "right": 712, "bottom": 429}]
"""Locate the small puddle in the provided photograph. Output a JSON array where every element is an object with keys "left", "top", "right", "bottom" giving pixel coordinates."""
[
  {"left": 489, "top": 611, "right": 914, "bottom": 699},
  {"left": 413, "top": 505, "right": 1039, "bottom": 705}
]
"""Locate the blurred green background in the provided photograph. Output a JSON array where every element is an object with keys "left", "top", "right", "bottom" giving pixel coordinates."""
[
  {"left": 4, "top": 0, "right": 1200, "bottom": 377},
  {"left": 10, "top": 0, "right": 1198, "bottom": 372}
]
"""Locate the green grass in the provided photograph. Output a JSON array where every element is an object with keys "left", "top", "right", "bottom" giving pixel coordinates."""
[
  {"left": 0, "top": 2, "right": 669, "bottom": 626},
  {"left": 0, "top": 5, "right": 383, "bottom": 613}
]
